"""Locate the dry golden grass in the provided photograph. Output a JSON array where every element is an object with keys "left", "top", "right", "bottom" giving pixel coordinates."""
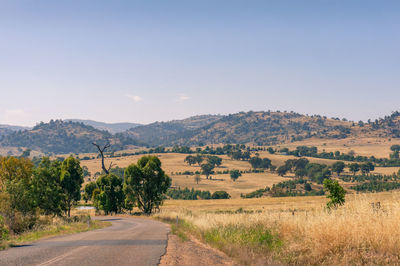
[
  {"left": 81, "top": 153, "right": 288, "bottom": 197},
  {"left": 169, "top": 173, "right": 286, "bottom": 198},
  {"left": 279, "top": 136, "right": 400, "bottom": 158},
  {"left": 81, "top": 153, "right": 249, "bottom": 175},
  {"left": 0, "top": 147, "right": 43, "bottom": 157},
  {"left": 81, "top": 152, "right": 400, "bottom": 198},
  {"left": 78, "top": 139, "right": 400, "bottom": 264},
  {"left": 156, "top": 191, "right": 400, "bottom": 265},
  {"left": 373, "top": 166, "right": 400, "bottom": 175}
]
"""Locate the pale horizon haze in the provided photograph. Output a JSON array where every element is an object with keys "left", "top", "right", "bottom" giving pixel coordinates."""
[{"left": 0, "top": 0, "right": 399, "bottom": 126}]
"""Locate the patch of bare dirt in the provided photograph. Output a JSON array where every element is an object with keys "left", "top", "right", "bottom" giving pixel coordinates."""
[{"left": 160, "top": 233, "right": 236, "bottom": 266}]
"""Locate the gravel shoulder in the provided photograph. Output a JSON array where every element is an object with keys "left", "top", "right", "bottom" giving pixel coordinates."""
[{"left": 160, "top": 230, "right": 235, "bottom": 266}]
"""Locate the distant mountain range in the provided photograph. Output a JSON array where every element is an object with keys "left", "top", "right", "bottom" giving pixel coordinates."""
[
  {"left": 0, "top": 111, "right": 399, "bottom": 155},
  {"left": 66, "top": 119, "right": 141, "bottom": 134}
]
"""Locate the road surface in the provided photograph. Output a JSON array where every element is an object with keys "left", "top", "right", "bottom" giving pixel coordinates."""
[{"left": 0, "top": 217, "right": 169, "bottom": 266}]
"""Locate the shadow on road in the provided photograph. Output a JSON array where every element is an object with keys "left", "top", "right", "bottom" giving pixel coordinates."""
[{"left": 9, "top": 244, "right": 33, "bottom": 248}]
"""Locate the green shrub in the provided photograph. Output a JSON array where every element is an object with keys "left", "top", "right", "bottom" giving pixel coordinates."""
[
  {"left": 324, "top": 179, "right": 346, "bottom": 209},
  {"left": 0, "top": 216, "right": 9, "bottom": 241},
  {"left": 204, "top": 223, "right": 282, "bottom": 251},
  {"left": 211, "top": 191, "right": 231, "bottom": 199}
]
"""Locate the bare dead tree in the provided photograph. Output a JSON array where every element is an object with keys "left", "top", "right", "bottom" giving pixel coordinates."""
[{"left": 92, "top": 142, "right": 113, "bottom": 175}]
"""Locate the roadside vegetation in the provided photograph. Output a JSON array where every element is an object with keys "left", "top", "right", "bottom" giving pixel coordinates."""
[
  {"left": 0, "top": 155, "right": 113, "bottom": 249},
  {"left": 0, "top": 153, "right": 170, "bottom": 249},
  {"left": 0, "top": 214, "right": 109, "bottom": 250},
  {"left": 156, "top": 192, "right": 400, "bottom": 265}
]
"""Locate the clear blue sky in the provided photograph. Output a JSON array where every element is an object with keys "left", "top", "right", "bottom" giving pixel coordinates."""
[{"left": 0, "top": 0, "right": 399, "bottom": 126}]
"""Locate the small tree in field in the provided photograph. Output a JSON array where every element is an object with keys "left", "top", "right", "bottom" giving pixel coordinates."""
[
  {"left": 230, "top": 169, "right": 241, "bottom": 182},
  {"left": 201, "top": 163, "right": 214, "bottom": 179},
  {"left": 349, "top": 163, "right": 360, "bottom": 176},
  {"left": 207, "top": 156, "right": 222, "bottom": 167},
  {"left": 194, "top": 174, "right": 201, "bottom": 184},
  {"left": 360, "top": 162, "right": 375, "bottom": 175},
  {"left": 331, "top": 161, "right": 345, "bottom": 176},
  {"left": 277, "top": 165, "right": 289, "bottom": 176},
  {"left": 184, "top": 155, "right": 197, "bottom": 166},
  {"left": 211, "top": 191, "right": 231, "bottom": 199},
  {"left": 323, "top": 179, "right": 346, "bottom": 210},
  {"left": 195, "top": 154, "right": 204, "bottom": 166},
  {"left": 390, "top": 145, "right": 400, "bottom": 159}
]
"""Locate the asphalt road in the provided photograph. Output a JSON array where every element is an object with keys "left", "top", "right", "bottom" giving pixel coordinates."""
[{"left": 0, "top": 217, "right": 169, "bottom": 266}]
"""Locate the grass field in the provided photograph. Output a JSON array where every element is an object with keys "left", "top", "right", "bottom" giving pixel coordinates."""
[
  {"left": 156, "top": 191, "right": 400, "bottom": 265},
  {"left": 280, "top": 136, "right": 400, "bottom": 158},
  {"left": 81, "top": 153, "right": 288, "bottom": 197},
  {"left": 81, "top": 151, "right": 400, "bottom": 198},
  {"left": 78, "top": 138, "right": 400, "bottom": 264},
  {"left": 5, "top": 136, "right": 395, "bottom": 264}
]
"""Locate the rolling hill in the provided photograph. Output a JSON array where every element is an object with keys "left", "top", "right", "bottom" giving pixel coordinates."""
[
  {"left": 0, "top": 120, "right": 143, "bottom": 154},
  {"left": 125, "top": 111, "right": 400, "bottom": 147},
  {"left": 124, "top": 114, "right": 223, "bottom": 146},
  {"left": 0, "top": 111, "right": 399, "bottom": 154}
]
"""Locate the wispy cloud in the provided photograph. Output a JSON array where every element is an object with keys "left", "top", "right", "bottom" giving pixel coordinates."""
[
  {"left": 127, "top": 94, "right": 143, "bottom": 102},
  {"left": 177, "top": 94, "right": 190, "bottom": 102}
]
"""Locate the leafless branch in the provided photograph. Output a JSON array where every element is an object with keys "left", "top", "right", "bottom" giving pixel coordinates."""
[{"left": 92, "top": 142, "right": 111, "bottom": 175}]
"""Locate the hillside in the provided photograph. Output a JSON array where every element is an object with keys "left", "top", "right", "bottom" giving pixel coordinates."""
[
  {"left": 125, "top": 114, "right": 223, "bottom": 146},
  {"left": 126, "top": 111, "right": 400, "bottom": 147},
  {"left": 0, "top": 111, "right": 399, "bottom": 153},
  {"left": 66, "top": 119, "right": 141, "bottom": 134},
  {"left": 0, "top": 124, "right": 31, "bottom": 137},
  {"left": 0, "top": 128, "right": 13, "bottom": 137},
  {"left": 0, "top": 120, "right": 142, "bottom": 154}
]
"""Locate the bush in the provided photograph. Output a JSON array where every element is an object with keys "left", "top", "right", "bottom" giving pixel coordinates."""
[
  {"left": 241, "top": 188, "right": 266, "bottom": 198},
  {"left": 0, "top": 216, "right": 9, "bottom": 241},
  {"left": 324, "top": 179, "right": 346, "bottom": 209},
  {"left": 167, "top": 187, "right": 211, "bottom": 200},
  {"left": 9, "top": 212, "right": 39, "bottom": 234},
  {"left": 211, "top": 191, "right": 231, "bottom": 199}
]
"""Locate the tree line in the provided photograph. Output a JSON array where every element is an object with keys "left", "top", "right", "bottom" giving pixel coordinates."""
[{"left": 166, "top": 187, "right": 231, "bottom": 200}]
